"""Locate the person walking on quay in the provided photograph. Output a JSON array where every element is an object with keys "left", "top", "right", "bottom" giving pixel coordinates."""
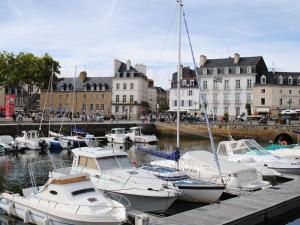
[{"left": 12, "top": 113, "right": 16, "bottom": 122}]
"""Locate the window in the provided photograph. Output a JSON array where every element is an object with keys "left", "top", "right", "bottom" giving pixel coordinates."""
[
  {"left": 224, "top": 80, "right": 229, "bottom": 90},
  {"left": 182, "top": 80, "right": 187, "bottom": 86},
  {"left": 96, "top": 104, "right": 99, "bottom": 110},
  {"left": 203, "top": 68, "right": 207, "bottom": 75},
  {"left": 190, "top": 80, "right": 194, "bottom": 86},
  {"left": 278, "top": 76, "right": 283, "bottom": 84},
  {"left": 247, "top": 93, "right": 252, "bottom": 103},
  {"left": 203, "top": 81, "right": 207, "bottom": 90},
  {"left": 82, "top": 104, "right": 86, "bottom": 110},
  {"left": 213, "top": 80, "right": 218, "bottom": 90},
  {"left": 289, "top": 90, "right": 292, "bottom": 95},
  {"left": 90, "top": 104, "right": 93, "bottom": 111},
  {"left": 86, "top": 83, "right": 91, "bottom": 91},
  {"left": 213, "top": 94, "right": 218, "bottom": 104},
  {"left": 188, "top": 90, "right": 193, "bottom": 96},
  {"left": 218, "top": 144, "right": 228, "bottom": 156},
  {"left": 83, "top": 95, "right": 86, "bottom": 100},
  {"left": 235, "top": 80, "right": 240, "bottom": 89},
  {"left": 19, "top": 98, "right": 23, "bottom": 106},
  {"left": 130, "top": 83, "right": 134, "bottom": 90},
  {"left": 188, "top": 100, "right": 193, "bottom": 107},
  {"left": 225, "top": 67, "right": 229, "bottom": 74},
  {"left": 280, "top": 89, "right": 283, "bottom": 94},
  {"left": 181, "top": 100, "right": 184, "bottom": 106},
  {"left": 116, "top": 95, "right": 119, "bottom": 103},
  {"left": 213, "top": 106, "right": 217, "bottom": 114},
  {"left": 261, "top": 89, "right": 265, "bottom": 94},
  {"left": 235, "top": 107, "right": 240, "bottom": 116},
  {"left": 288, "top": 76, "right": 293, "bottom": 85},
  {"left": 260, "top": 75, "right": 266, "bottom": 84},
  {"left": 130, "top": 95, "right": 134, "bottom": 103},
  {"left": 247, "top": 66, "right": 252, "bottom": 74},
  {"left": 72, "top": 188, "right": 95, "bottom": 196},
  {"left": 49, "top": 190, "right": 58, "bottom": 195},
  {"left": 224, "top": 107, "right": 229, "bottom": 113},
  {"left": 123, "top": 95, "right": 126, "bottom": 103},
  {"left": 247, "top": 79, "right": 252, "bottom": 89},
  {"left": 279, "top": 98, "right": 283, "bottom": 106},
  {"left": 79, "top": 156, "right": 98, "bottom": 169},
  {"left": 93, "top": 83, "right": 97, "bottom": 91},
  {"left": 101, "top": 104, "right": 104, "bottom": 110},
  {"left": 224, "top": 93, "right": 229, "bottom": 104},
  {"left": 235, "top": 92, "right": 240, "bottom": 104},
  {"left": 96, "top": 156, "right": 132, "bottom": 170},
  {"left": 123, "top": 83, "right": 127, "bottom": 90},
  {"left": 115, "top": 106, "right": 119, "bottom": 112},
  {"left": 261, "top": 98, "right": 265, "bottom": 105},
  {"left": 174, "top": 100, "right": 177, "bottom": 107},
  {"left": 298, "top": 78, "right": 300, "bottom": 85},
  {"left": 236, "top": 67, "right": 240, "bottom": 74},
  {"left": 116, "top": 83, "right": 120, "bottom": 90}
]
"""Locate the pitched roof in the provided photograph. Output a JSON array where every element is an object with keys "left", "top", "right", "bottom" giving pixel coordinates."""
[{"left": 201, "top": 56, "right": 263, "bottom": 68}]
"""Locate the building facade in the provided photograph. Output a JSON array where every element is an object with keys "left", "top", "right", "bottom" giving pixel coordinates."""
[
  {"left": 253, "top": 72, "right": 300, "bottom": 115},
  {"left": 111, "top": 59, "right": 150, "bottom": 119},
  {"left": 40, "top": 71, "right": 112, "bottom": 115},
  {"left": 169, "top": 53, "right": 269, "bottom": 117}
]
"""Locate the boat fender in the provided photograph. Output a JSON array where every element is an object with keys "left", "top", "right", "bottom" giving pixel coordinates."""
[
  {"left": 43, "top": 217, "right": 50, "bottom": 225},
  {"left": 24, "top": 209, "right": 30, "bottom": 223},
  {"left": 8, "top": 202, "right": 14, "bottom": 215}
]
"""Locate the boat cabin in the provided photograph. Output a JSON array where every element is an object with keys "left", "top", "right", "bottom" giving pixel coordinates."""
[
  {"left": 20, "top": 130, "right": 40, "bottom": 140},
  {"left": 111, "top": 128, "right": 125, "bottom": 135},
  {"left": 217, "top": 139, "right": 272, "bottom": 157},
  {"left": 72, "top": 147, "right": 133, "bottom": 171},
  {"left": 128, "top": 127, "right": 142, "bottom": 136}
]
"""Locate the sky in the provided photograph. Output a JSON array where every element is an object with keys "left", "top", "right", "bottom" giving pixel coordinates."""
[{"left": 0, "top": 0, "right": 300, "bottom": 88}]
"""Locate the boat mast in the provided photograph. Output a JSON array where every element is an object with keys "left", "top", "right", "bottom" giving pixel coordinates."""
[{"left": 176, "top": 0, "right": 182, "bottom": 153}]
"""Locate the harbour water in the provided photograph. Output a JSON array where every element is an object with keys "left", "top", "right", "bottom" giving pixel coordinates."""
[{"left": 0, "top": 134, "right": 299, "bottom": 225}]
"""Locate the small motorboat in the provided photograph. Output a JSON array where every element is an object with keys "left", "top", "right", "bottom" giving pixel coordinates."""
[
  {"left": 217, "top": 139, "right": 300, "bottom": 175},
  {"left": 126, "top": 127, "right": 158, "bottom": 144},
  {"left": 152, "top": 151, "right": 271, "bottom": 196},
  {"left": 105, "top": 128, "right": 129, "bottom": 144},
  {"left": 0, "top": 174, "right": 127, "bottom": 225},
  {"left": 265, "top": 143, "right": 300, "bottom": 159},
  {"left": 140, "top": 164, "right": 224, "bottom": 204},
  {"left": 15, "top": 130, "right": 41, "bottom": 150},
  {"left": 0, "top": 135, "right": 14, "bottom": 152},
  {"left": 51, "top": 147, "right": 182, "bottom": 213}
]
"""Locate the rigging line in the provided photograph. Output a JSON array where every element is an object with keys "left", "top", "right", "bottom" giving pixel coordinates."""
[
  {"left": 48, "top": 64, "right": 54, "bottom": 136},
  {"left": 152, "top": 3, "right": 177, "bottom": 75},
  {"left": 39, "top": 66, "right": 52, "bottom": 132},
  {"left": 182, "top": 8, "right": 223, "bottom": 183}
]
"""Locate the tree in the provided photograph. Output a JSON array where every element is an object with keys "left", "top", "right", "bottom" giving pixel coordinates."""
[{"left": 0, "top": 51, "right": 61, "bottom": 111}]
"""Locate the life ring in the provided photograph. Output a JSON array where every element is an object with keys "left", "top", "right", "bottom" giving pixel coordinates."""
[{"left": 280, "top": 141, "right": 288, "bottom": 146}]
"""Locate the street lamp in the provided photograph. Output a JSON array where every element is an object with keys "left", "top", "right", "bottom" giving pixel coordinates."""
[{"left": 288, "top": 99, "right": 291, "bottom": 125}]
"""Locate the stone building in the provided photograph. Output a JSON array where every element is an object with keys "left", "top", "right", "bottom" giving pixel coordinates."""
[
  {"left": 253, "top": 72, "right": 300, "bottom": 115},
  {"left": 111, "top": 59, "right": 150, "bottom": 119},
  {"left": 169, "top": 53, "right": 269, "bottom": 117},
  {"left": 40, "top": 71, "right": 112, "bottom": 115}
]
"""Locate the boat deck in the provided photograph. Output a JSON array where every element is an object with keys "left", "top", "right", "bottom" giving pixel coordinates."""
[{"left": 148, "top": 176, "right": 300, "bottom": 225}]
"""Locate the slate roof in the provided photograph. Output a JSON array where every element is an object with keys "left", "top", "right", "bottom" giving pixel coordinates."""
[
  {"left": 201, "top": 56, "right": 263, "bottom": 68},
  {"left": 263, "top": 72, "right": 300, "bottom": 85},
  {"left": 55, "top": 76, "right": 113, "bottom": 91},
  {"left": 171, "top": 67, "right": 199, "bottom": 88},
  {"left": 116, "top": 61, "right": 147, "bottom": 79}
]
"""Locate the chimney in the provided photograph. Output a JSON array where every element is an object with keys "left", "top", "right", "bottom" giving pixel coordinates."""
[
  {"left": 200, "top": 55, "right": 207, "bottom": 66},
  {"left": 79, "top": 71, "right": 87, "bottom": 82},
  {"left": 135, "top": 64, "right": 147, "bottom": 75},
  {"left": 113, "top": 59, "right": 122, "bottom": 77},
  {"left": 234, "top": 53, "right": 240, "bottom": 64},
  {"left": 127, "top": 60, "right": 131, "bottom": 71}
]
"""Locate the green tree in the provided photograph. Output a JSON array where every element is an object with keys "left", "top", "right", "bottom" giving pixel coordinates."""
[{"left": 0, "top": 51, "right": 61, "bottom": 110}]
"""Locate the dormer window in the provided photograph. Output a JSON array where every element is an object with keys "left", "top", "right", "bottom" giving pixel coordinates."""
[
  {"left": 203, "top": 68, "right": 207, "bottom": 75},
  {"left": 278, "top": 76, "right": 283, "bottom": 84},
  {"left": 68, "top": 84, "right": 72, "bottom": 91},
  {"left": 93, "top": 83, "right": 97, "bottom": 91},
  {"left": 288, "top": 76, "right": 293, "bottom": 85},
  {"left": 214, "top": 68, "right": 218, "bottom": 75},
  {"left": 225, "top": 67, "right": 229, "bottom": 74},
  {"left": 86, "top": 83, "right": 91, "bottom": 91},
  {"left": 247, "top": 66, "right": 252, "bottom": 74},
  {"left": 182, "top": 80, "right": 187, "bottom": 86},
  {"left": 297, "top": 77, "right": 300, "bottom": 85},
  {"left": 123, "top": 72, "right": 126, "bottom": 77},
  {"left": 236, "top": 67, "right": 240, "bottom": 74},
  {"left": 63, "top": 84, "right": 67, "bottom": 91},
  {"left": 190, "top": 80, "right": 194, "bottom": 86},
  {"left": 260, "top": 75, "right": 266, "bottom": 84}
]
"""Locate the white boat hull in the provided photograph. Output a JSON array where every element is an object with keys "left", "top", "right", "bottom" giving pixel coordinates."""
[
  {"left": 0, "top": 196, "right": 123, "bottom": 225},
  {"left": 108, "top": 192, "right": 177, "bottom": 214}
]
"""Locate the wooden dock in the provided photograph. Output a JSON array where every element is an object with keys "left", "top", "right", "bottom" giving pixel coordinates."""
[{"left": 149, "top": 177, "right": 300, "bottom": 225}]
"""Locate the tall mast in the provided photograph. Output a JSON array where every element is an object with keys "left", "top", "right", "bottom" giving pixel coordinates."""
[{"left": 176, "top": 0, "right": 182, "bottom": 150}]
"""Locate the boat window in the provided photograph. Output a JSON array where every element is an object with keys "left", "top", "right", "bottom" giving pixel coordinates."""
[
  {"left": 116, "top": 155, "right": 133, "bottom": 168},
  {"left": 32, "top": 132, "right": 35, "bottom": 139},
  {"left": 78, "top": 156, "right": 88, "bottom": 167},
  {"left": 116, "top": 129, "right": 124, "bottom": 134},
  {"left": 97, "top": 157, "right": 119, "bottom": 170},
  {"left": 111, "top": 130, "right": 116, "bottom": 134},
  {"left": 49, "top": 190, "right": 58, "bottom": 195},
  {"left": 86, "top": 158, "right": 98, "bottom": 169},
  {"left": 72, "top": 188, "right": 95, "bottom": 196},
  {"left": 135, "top": 129, "right": 140, "bottom": 136},
  {"left": 218, "top": 144, "right": 228, "bottom": 156}
]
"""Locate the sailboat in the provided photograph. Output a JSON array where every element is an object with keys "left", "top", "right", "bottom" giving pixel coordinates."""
[{"left": 140, "top": 0, "right": 226, "bottom": 203}]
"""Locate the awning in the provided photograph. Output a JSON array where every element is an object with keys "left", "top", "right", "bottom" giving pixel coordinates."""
[{"left": 256, "top": 107, "right": 270, "bottom": 113}]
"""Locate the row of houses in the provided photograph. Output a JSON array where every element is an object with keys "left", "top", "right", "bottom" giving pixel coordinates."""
[
  {"left": 39, "top": 59, "right": 168, "bottom": 119},
  {"left": 169, "top": 53, "right": 300, "bottom": 117}
]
